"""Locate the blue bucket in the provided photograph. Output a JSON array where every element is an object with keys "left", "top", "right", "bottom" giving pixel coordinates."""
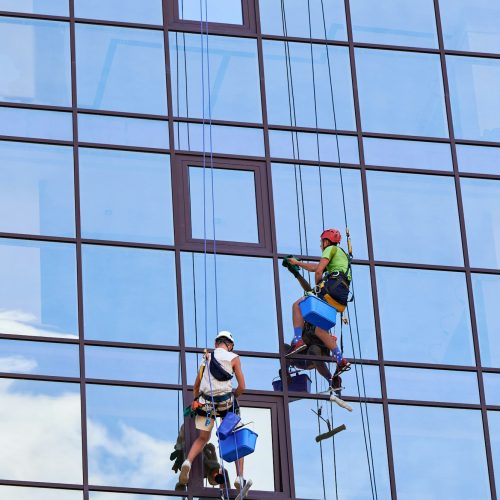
[
  {"left": 299, "top": 295, "right": 337, "bottom": 330},
  {"left": 272, "top": 372, "right": 312, "bottom": 393},
  {"left": 216, "top": 411, "right": 241, "bottom": 440},
  {"left": 219, "top": 428, "right": 258, "bottom": 463}
]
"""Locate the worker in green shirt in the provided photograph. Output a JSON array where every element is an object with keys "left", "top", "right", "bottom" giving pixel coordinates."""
[{"left": 288, "top": 229, "right": 351, "bottom": 375}]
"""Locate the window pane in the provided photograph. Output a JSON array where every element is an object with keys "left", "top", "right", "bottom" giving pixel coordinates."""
[
  {"left": 78, "top": 114, "right": 169, "bottom": 149},
  {"left": 259, "top": 0, "right": 347, "bottom": 41},
  {"left": 189, "top": 166, "right": 258, "bottom": 243},
  {"left": 86, "top": 346, "right": 180, "bottom": 384},
  {"left": 0, "top": 379, "right": 82, "bottom": 483},
  {"left": 472, "top": 273, "right": 500, "bottom": 368},
  {"left": 0, "top": 17, "right": 71, "bottom": 106},
  {"left": 350, "top": 0, "right": 437, "bottom": 47},
  {"left": 90, "top": 494, "right": 183, "bottom": 500},
  {"left": 75, "top": 0, "right": 163, "bottom": 24},
  {"left": 484, "top": 374, "right": 500, "bottom": 406},
  {"left": 269, "top": 130, "right": 359, "bottom": 164},
  {"left": 181, "top": 253, "right": 278, "bottom": 352},
  {"left": 79, "top": 149, "right": 173, "bottom": 244},
  {"left": 83, "top": 245, "right": 178, "bottom": 345},
  {"left": 461, "top": 178, "right": 500, "bottom": 269},
  {"left": 86, "top": 385, "right": 182, "bottom": 489},
  {"left": 447, "top": 55, "right": 500, "bottom": 142},
  {"left": 377, "top": 267, "right": 474, "bottom": 365},
  {"left": 0, "top": 239, "right": 78, "bottom": 339},
  {"left": 489, "top": 410, "right": 500, "bottom": 498},
  {"left": 363, "top": 137, "right": 452, "bottom": 171},
  {"left": 76, "top": 24, "right": 167, "bottom": 114},
  {"left": 0, "top": 0, "right": 69, "bottom": 16},
  {"left": 175, "top": 122, "right": 264, "bottom": 157},
  {"left": 390, "top": 405, "right": 490, "bottom": 498},
  {"left": 263, "top": 41, "right": 355, "bottom": 130},
  {"left": 170, "top": 32, "right": 262, "bottom": 123},
  {"left": 272, "top": 163, "right": 368, "bottom": 258},
  {"left": 457, "top": 144, "right": 500, "bottom": 175},
  {"left": 0, "top": 141, "right": 75, "bottom": 237},
  {"left": 386, "top": 367, "right": 479, "bottom": 404},
  {"left": 356, "top": 48, "right": 448, "bottom": 137},
  {"left": 367, "top": 171, "right": 463, "bottom": 265},
  {"left": 179, "top": 0, "right": 243, "bottom": 24},
  {"left": 0, "top": 107, "right": 72, "bottom": 141},
  {"left": 279, "top": 264, "right": 379, "bottom": 360},
  {"left": 290, "top": 400, "right": 390, "bottom": 499},
  {"left": 0, "top": 486, "right": 81, "bottom": 500},
  {"left": 440, "top": 0, "right": 500, "bottom": 53},
  {"left": 0, "top": 339, "right": 79, "bottom": 377}
]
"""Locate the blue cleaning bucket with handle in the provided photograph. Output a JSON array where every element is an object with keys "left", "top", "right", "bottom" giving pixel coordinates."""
[
  {"left": 219, "top": 428, "right": 258, "bottom": 463},
  {"left": 216, "top": 411, "right": 241, "bottom": 440},
  {"left": 299, "top": 295, "right": 337, "bottom": 330}
]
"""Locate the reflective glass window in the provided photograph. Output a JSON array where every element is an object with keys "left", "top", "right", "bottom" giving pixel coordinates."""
[
  {"left": 78, "top": 114, "right": 169, "bottom": 150},
  {"left": 489, "top": 410, "right": 500, "bottom": 497},
  {"left": 457, "top": 144, "right": 500, "bottom": 175},
  {"left": 461, "top": 178, "right": 500, "bottom": 269},
  {"left": 390, "top": 405, "right": 490, "bottom": 498},
  {"left": 0, "top": 107, "right": 72, "bottom": 141},
  {"left": 440, "top": 0, "right": 500, "bottom": 53},
  {"left": 179, "top": 0, "right": 243, "bottom": 24},
  {"left": 90, "top": 494, "right": 182, "bottom": 500},
  {"left": 0, "top": 141, "right": 75, "bottom": 237},
  {"left": 76, "top": 24, "right": 167, "bottom": 115},
  {"left": 0, "top": 486, "right": 81, "bottom": 500},
  {"left": 350, "top": 0, "right": 437, "bottom": 47},
  {"left": 280, "top": 264, "right": 379, "bottom": 360},
  {"left": 170, "top": 32, "right": 261, "bottom": 123},
  {"left": 356, "top": 49, "right": 448, "bottom": 137},
  {"left": 363, "top": 137, "right": 453, "bottom": 171},
  {"left": 0, "top": 339, "right": 79, "bottom": 377},
  {"left": 79, "top": 149, "right": 173, "bottom": 244},
  {"left": 0, "top": 0, "right": 69, "bottom": 16},
  {"left": 386, "top": 367, "right": 479, "bottom": 404},
  {"left": 472, "top": 273, "right": 500, "bottom": 368},
  {"left": 269, "top": 130, "right": 359, "bottom": 164},
  {"left": 367, "top": 171, "right": 463, "bottom": 265},
  {"left": 189, "top": 166, "right": 258, "bottom": 243},
  {"left": 291, "top": 400, "right": 390, "bottom": 498},
  {"left": 272, "top": 163, "right": 368, "bottom": 258},
  {"left": 484, "top": 374, "right": 500, "bottom": 406},
  {"left": 0, "top": 379, "right": 82, "bottom": 483},
  {"left": 259, "top": 0, "right": 347, "bottom": 40},
  {"left": 82, "top": 245, "right": 178, "bottom": 345},
  {"left": 75, "top": 0, "right": 163, "bottom": 25},
  {"left": 377, "top": 267, "right": 474, "bottom": 365},
  {"left": 175, "top": 122, "right": 265, "bottom": 157},
  {"left": 86, "top": 346, "right": 180, "bottom": 384},
  {"left": 0, "top": 238, "right": 78, "bottom": 339},
  {"left": 447, "top": 55, "right": 500, "bottom": 142},
  {"left": 86, "top": 385, "right": 182, "bottom": 489},
  {"left": 263, "top": 41, "right": 355, "bottom": 130},
  {"left": 181, "top": 253, "right": 278, "bottom": 352},
  {"left": 0, "top": 17, "right": 71, "bottom": 106}
]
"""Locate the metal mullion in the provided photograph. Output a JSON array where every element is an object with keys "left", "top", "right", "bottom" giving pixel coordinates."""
[
  {"left": 0, "top": 135, "right": 72, "bottom": 146},
  {"left": 433, "top": 1, "right": 497, "bottom": 498},
  {"left": 74, "top": 17, "right": 163, "bottom": 30},
  {"left": 85, "top": 379, "right": 181, "bottom": 391},
  {"left": 174, "top": 148, "right": 265, "bottom": 161},
  {"left": 0, "top": 372, "right": 80, "bottom": 383},
  {"left": 0, "top": 479, "right": 83, "bottom": 490},
  {"left": 0, "top": 101, "right": 71, "bottom": 112},
  {"left": 174, "top": 116, "right": 263, "bottom": 128},
  {"left": 0, "top": 232, "right": 74, "bottom": 243},
  {"left": 0, "top": 333, "right": 79, "bottom": 344},
  {"left": 77, "top": 107, "right": 168, "bottom": 120},
  {"left": 0, "top": 10, "right": 69, "bottom": 21},
  {"left": 69, "top": 2, "right": 89, "bottom": 497},
  {"left": 80, "top": 239, "right": 175, "bottom": 251},
  {"left": 84, "top": 339, "right": 181, "bottom": 352},
  {"left": 268, "top": 123, "right": 356, "bottom": 135},
  {"left": 344, "top": 0, "right": 398, "bottom": 497},
  {"left": 77, "top": 142, "right": 170, "bottom": 154}
]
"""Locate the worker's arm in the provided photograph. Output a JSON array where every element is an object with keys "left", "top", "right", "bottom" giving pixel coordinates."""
[
  {"left": 315, "top": 258, "right": 330, "bottom": 284},
  {"left": 232, "top": 357, "right": 246, "bottom": 398},
  {"left": 289, "top": 258, "right": 318, "bottom": 273}
]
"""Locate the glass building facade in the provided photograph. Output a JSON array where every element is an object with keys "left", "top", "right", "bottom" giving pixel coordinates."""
[{"left": 0, "top": 0, "right": 499, "bottom": 499}]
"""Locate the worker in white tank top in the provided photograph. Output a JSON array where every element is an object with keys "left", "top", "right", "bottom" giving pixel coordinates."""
[{"left": 179, "top": 331, "right": 249, "bottom": 493}]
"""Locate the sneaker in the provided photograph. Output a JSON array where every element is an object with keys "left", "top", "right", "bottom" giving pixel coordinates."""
[
  {"left": 330, "top": 393, "right": 353, "bottom": 412},
  {"left": 179, "top": 460, "right": 191, "bottom": 485},
  {"left": 330, "top": 374, "right": 342, "bottom": 394},
  {"left": 336, "top": 358, "right": 351, "bottom": 374},
  {"left": 235, "top": 477, "right": 253, "bottom": 499},
  {"left": 234, "top": 477, "right": 245, "bottom": 490},
  {"left": 286, "top": 339, "right": 308, "bottom": 356}
]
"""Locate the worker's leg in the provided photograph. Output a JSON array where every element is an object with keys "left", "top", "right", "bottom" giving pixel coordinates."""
[
  {"left": 314, "top": 328, "right": 350, "bottom": 372},
  {"left": 186, "top": 429, "right": 211, "bottom": 463},
  {"left": 292, "top": 297, "right": 305, "bottom": 342},
  {"left": 235, "top": 458, "right": 244, "bottom": 478},
  {"left": 308, "top": 344, "right": 332, "bottom": 383}
]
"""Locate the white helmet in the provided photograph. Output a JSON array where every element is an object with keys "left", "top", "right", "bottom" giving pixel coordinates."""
[{"left": 215, "top": 330, "right": 234, "bottom": 344}]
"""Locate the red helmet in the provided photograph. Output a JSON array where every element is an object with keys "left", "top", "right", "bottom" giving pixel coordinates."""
[{"left": 321, "top": 228, "right": 341, "bottom": 244}]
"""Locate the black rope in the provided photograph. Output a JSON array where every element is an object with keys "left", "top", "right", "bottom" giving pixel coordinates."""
[{"left": 314, "top": 370, "right": 327, "bottom": 500}]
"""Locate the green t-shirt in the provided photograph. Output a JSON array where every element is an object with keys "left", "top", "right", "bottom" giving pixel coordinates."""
[{"left": 321, "top": 245, "right": 351, "bottom": 279}]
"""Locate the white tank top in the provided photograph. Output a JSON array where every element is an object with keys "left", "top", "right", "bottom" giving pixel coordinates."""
[{"left": 199, "top": 348, "right": 238, "bottom": 397}]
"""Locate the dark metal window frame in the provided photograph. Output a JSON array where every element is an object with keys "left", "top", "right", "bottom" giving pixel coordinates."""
[{"left": 0, "top": 0, "right": 497, "bottom": 498}]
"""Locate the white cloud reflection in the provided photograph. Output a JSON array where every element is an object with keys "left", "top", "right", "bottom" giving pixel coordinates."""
[{"left": 0, "top": 310, "right": 78, "bottom": 339}]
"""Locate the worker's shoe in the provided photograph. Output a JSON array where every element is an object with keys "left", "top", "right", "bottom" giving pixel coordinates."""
[
  {"left": 330, "top": 393, "right": 353, "bottom": 412},
  {"left": 288, "top": 339, "right": 307, "bottom": 356},
  {"left": 330, "top": 374, "right": 342, "bottom": 394},
  {"left": 336, "top": 358, "right": 351, "bottom": 374},
  {"left": 179, "top": 460, "right": 191, "bottom": 485},
  {"left": 235, "top": 477, "right": 253, "bottom": 499}
]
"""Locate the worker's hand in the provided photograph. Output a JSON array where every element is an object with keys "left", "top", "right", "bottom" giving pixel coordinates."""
[
  {"left": 288, "top": 257, "right": 299, "bottom": 266},
  {"left": 191, "top": 400, "right": 201, "bottom": 411}
]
